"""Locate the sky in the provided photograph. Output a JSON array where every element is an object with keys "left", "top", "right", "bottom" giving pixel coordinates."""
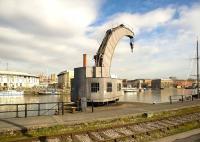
[{"left": 0, "top": 0, "right": 200, "bottom": 79}]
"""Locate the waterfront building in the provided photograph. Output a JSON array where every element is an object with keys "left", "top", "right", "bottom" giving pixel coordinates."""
[
  {"left": 49, "top": 74, "right": 57, "bottom": 84},
  {"left": 126, "top": 79, "right": 152, "bottom": 88},
  {"left": 38, "top": 73, "right": 58, "bottom": 87},
  {"left": 144, "top": 79, "right": 152, "bottom": 88},
  {"left": 122, "top": 79, "right": 128, "bottom": 88},
  {"left": 151, "top": 79, "right": 173, "bottom": 89},
  {"left": 38, "top": 74, "right": 49, "bottom": 87},
  {"left": 57, "top": 70, "right": 74, "bottom": 90},
  {"left": 0, "top": 70, "right": 39, "bottom": 89},
  {"left": 127, "top": 79, "right": 143, "bottom": 88},
  {"left": 174, "top": 79, "right": 195, "bottom": 88}
]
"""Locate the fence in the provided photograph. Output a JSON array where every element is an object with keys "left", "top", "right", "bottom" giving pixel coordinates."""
[
  {"left": 169, "top": 95, "right": 193, "bottom": 104},
  {"left": 0, "top": 102, "right": 71, "bottom": 118}
]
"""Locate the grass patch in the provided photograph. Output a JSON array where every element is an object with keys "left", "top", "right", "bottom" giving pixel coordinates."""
[
  {"left": 1, "top": 106, "right": 200, "bottom": 142},
  {"left": 117, "top": 121, "right": 200, "bottom": 142},
  {"left": 135, "top": 120, "right": 200, "bottom": 142}
]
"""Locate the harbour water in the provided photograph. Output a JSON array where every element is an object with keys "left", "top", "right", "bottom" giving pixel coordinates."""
[
  {"left": 0, "top": 88, "right": 194, "bottom": 105},
  {"left": 0, "top": 95, "right": 71, "bottom": 118},
  {"left": 120, "top": 88, "right": 194, "bottom": 103},
  {"left": 0, "top": 88, "right": 194, "bottom": 118}
]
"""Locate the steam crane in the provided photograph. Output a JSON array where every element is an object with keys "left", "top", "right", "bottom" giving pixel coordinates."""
[
  {"left": 94, "top": 24, "right": 134, "bottom": 77},
  {"left": 72, "top": 24, "right": 135, "bottom": 104}
]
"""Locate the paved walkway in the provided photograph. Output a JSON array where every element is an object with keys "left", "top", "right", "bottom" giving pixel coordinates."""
[
  {"left": 0, "top": 100, "right": 200, "bottom": 132},
  {"left": 152, "top": 128, "right": 200, "bottom": 142}
]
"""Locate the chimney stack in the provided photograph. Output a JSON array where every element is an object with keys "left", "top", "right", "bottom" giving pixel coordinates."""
[{"left": 83, "top": 54, "right": 87, "bottom": 67}]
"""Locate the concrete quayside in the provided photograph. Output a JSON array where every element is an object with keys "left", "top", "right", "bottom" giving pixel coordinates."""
[{"left": 0, "top": 100, "right": 200, "bottom": 142}]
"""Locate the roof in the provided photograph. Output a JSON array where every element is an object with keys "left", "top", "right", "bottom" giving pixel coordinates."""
[
  {"left": 152, "top": 78, "right": 173, "bottom": 81},
  {"left": 0, "top": 70, "right": 39, "bottom": 77},
  {"left": 57, "top": 70, "right": 74, "bottom": 76}
]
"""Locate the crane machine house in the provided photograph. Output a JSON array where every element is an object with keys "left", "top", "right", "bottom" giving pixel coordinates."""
[{"left": 72, "top": 24, "right": 134, "bottom": 104}]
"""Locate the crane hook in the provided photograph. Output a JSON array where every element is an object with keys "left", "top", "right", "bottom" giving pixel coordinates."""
[{"left": 130, "top": 37, "right": 134, "bottom": 52}]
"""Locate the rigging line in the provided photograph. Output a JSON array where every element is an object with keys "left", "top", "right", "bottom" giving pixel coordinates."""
[
  {"left": 183, "top": 46, "right": 196, "bottom": 94},
  {"left": 188, "top": 49, "right": 196, "bottom": 78}
]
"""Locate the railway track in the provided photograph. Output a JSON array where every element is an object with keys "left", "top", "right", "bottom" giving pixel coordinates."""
[{"left": 19, "top": 112, "right": 200, "bottom": 142}]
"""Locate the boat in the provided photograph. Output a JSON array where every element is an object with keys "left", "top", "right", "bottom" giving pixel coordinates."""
[
  {"left": 0, "top": 90, "right": 24, "bottom": 96},
  {"left": 122, "top": 87, "right": 138, "bottom": 93},
  {"left": 38, "top": 88, "right": 59, "bottom": 95},
  {"left": 184, "top": 86, "right": 193, "bottom": 89}
]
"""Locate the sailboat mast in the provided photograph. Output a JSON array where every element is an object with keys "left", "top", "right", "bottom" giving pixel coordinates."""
[{"left": 197, "top": 39, "right": 199, "bottom": 98}]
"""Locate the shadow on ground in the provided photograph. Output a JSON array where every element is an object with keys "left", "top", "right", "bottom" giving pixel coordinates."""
[{"left": 0, "top": 119, "right": 32, "bottom": 137}]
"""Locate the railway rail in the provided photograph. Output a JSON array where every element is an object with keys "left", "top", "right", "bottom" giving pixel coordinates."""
[{"left": 17, "top": 111, "right": 200, "bottom": 142}]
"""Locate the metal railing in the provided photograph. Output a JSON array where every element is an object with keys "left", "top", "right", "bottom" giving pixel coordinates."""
[
  {"left": 0, "top": 102, "right": 71, "bottom": 118},
  {"left": 169, "top": 95, "right": 193, "bottom": 104}
]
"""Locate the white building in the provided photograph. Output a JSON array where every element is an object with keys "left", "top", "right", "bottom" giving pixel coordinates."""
[{"left": 0, "top": 70, "right": 39, "bottom": 89}]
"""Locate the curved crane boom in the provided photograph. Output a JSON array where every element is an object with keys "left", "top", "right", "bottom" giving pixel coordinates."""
[{"left": 94, "top": 24, "right": 134, "bottom": 76}]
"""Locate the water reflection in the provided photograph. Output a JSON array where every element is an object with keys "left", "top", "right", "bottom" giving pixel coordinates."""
[
  {"left": 0, "top": 88, "right": 195, "bottom": 118},
  {"left": 0, "top": 95, "right": 71, "bottom": 118},
  {"left": 120, "top": 88, "right": 194, "bottom": 103},
  {"left": 0, "top": 88, "right": 194, "bottom": 105},
  {"left": 0, "top": 94, "right": 71, "bottom": 105}
]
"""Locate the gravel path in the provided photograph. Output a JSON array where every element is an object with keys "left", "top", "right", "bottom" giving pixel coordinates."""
[{"left": 152, "top": 128, "right": 200, "bottom": 142}]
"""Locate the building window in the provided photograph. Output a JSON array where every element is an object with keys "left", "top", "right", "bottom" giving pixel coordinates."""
[
  {"left": 117, "top": 83, "right": 121, "bottom": 91},
  {"left": 107, "top": 82, "right": 112, "bottom": 92},
  {"left": 91, "top": 83, "right": 99, "bottom": 93}
]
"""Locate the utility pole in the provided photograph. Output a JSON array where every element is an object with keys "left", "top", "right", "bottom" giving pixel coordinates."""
[{"left": 197, "top": 39, "right": 200, "bottom": 98}]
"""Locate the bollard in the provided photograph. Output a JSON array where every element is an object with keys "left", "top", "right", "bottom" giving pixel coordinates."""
[
  {"left": 181, "top": 95, "right": 184, "bottom": 103},
  {"left": 16, "top": 104, "right": 19, "bottom": 118},
  {"left": 38, "top": 103, "right": 40, "bottom": 116},
  {"left": 170, "top": 96, "right": 172, "bottom": 104},
  {"left": 25, "top": 104, "right": 27, "bottom": 118},
  {"left": 57, "top": 102, "right": 60, "bottom": 115},
  {"left": 92, "top": 100, "right": 94, "bottom": 113},
  {"left": 81, "top": 97, "right": 87, "bottom": 112},
  {"left": 62, "top": 102, "right": 64, "bottom": 115},
  {"left": 78, "top": 100, "right": 81, "bottom": 111}
]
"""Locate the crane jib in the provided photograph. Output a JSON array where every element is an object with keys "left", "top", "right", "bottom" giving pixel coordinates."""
[{"left": 94, "top": 24, "right": 135, "bottom": 74}]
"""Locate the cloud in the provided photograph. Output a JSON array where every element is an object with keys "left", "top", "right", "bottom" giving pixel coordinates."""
[
  {"left": 105, "top": 5, "right": 200, "bottom": 79},
  {"left": 88, "top": 7, "right": 175, "bottom": 40},
  {"left": 0, "top": 0, "right": 101, "bottom": 37},
  {"left": 0, "top": 0, "right": 101, "bottom": 74}
]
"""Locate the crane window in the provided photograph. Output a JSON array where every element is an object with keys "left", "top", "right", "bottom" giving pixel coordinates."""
[
  {"left": 91, "top": 83, "right": 99, "bottom": 93},
  {"left": 117, "top": 83, "right": 121, "bottom": 91},
  {"left": 107, "top": 82, "right": 112, "bottom": 92}
]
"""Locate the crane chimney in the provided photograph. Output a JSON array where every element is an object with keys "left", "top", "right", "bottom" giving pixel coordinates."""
[{"left": 83, "top": 54, "right": 87, "bottom": 67}]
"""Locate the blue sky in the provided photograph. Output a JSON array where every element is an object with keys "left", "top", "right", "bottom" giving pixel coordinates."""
[
  {"left": 96, "top": 0, "right": 199, "bottom": 24},
  {"left": 0, "top": 0, "right": 200, "bottom": 79}
]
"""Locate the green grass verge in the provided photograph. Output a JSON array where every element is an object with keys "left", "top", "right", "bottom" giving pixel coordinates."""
[
  {"left": 1, "top": 106, "right": 200, "bottom": 142},
  {"left": 116, "top": 121, "right": 200, "bottom": 142},
  {"left": 136, "top": 120, "right": 200, "bottom": 142}
]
